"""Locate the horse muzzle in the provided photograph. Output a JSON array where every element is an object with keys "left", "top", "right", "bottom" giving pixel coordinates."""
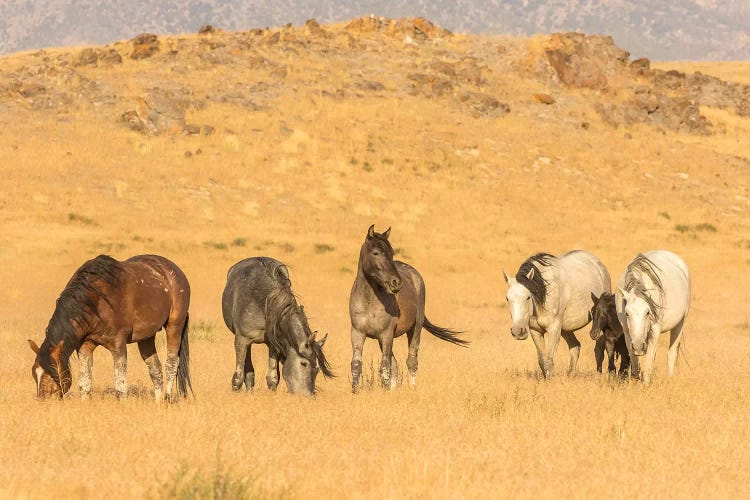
[
  {"left": 385, "top": 277, "right": 402, "bottom": 295},
  {"left": 631, "top": 342, "right": 647, "bottom": 356},
  {"left": 590, "top": 328, "right": 603, "bottom": 341},
  {"left": 511, "top": 327, "right": 528, "bottom": 340}
]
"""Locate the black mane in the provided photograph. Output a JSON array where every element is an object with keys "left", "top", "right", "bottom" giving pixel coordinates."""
[
  {"left": 262, "top": 263, "right": 334, "bottom": 378},
  {"left": 516, "top": 253, "right": 555, "bottom": 306},
  {"left": 39, "top": 255, "right": 122, "bottom": 384}
]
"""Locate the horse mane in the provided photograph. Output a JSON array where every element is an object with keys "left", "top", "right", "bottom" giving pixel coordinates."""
[
  {"left": 39, "top": 254, "right": 122, "bottom": 384},
  {"left": 262, "top": 263, "right": 334, "bottom": 378},
  {"left": 516, "top": 253, "right": 555, "bottom": 306},
  {"left": 623, "top": 254, "right": 663, "bottom": 320}
]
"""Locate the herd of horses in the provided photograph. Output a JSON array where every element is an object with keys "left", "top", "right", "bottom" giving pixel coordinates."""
[{"left": 28, "top": 225, "right": 691, "bottom": 399}]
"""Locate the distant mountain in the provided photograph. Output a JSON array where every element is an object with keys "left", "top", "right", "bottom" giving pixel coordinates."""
[{"left": 1, "top": 1, "right": 749, "bottom": 60}]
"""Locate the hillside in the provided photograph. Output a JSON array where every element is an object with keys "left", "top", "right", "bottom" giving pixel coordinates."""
[
  {"left": 2, "top": 1, "right": 750, "bottom": 60},
  {"left": 0, "top": 18, "right": 749, "bottom": 499}
]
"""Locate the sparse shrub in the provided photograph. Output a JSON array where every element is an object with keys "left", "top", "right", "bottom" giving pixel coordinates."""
[
  {"left": 231, "top": 238, "right": 247, "bottom": 247},
  {"left": 363, "top": 161, "right": 373, "bottom": 172},
  {"left": 675, "top": 223, "right": 717, "bottom": 234},
  {"left": 315, "top": 243, "right": 334, "bottom": 254},
  {"left": 694, "top": 223, "right": 717, "bottom": 232},
  {"left": 191, "top": 320, "right": 215, "bottom": 343},
  {"left": 675, "top": 224, "right": 690, "bottom": 233},
  {"left": 658, "top": 211, "right": 671, "bottom": 220},
  {"left": 156, "top": 456, "right": 281, "bottom": 500},
  {"left": 204, "top": 241, "right": 228, "bottom": 250},
  {"left": 68, "top": 213, "right": 97, "bottom": 226},
  {"left": 278, "top": 242, "right": 295, "bottom": 253},
  {"left": 339, "top": 267, "right": 354, "bottom": 274}
]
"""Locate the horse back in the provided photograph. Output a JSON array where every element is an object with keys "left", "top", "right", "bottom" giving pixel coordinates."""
[
  {"left": 644, "top": 250, "right": 691, "bottom": 328},
  {"left": 555, "top": 251, "right": 611, "bottom": 329},
  {"left": 222, "top": 257, "right": 280, "bottom": 335}
]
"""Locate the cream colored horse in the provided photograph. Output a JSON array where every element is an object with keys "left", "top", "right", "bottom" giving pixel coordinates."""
[
  {"left": 504, "top": 251, "right": 611, "bottom": 378},
  {"left": 616, "top": 250, "right": 691, "bottom": 384}
]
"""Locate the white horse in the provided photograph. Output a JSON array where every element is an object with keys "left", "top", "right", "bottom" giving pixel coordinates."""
[
  {"left": 504, "top": 251, "right": 611, "bottom": 378},
  {"left": 616, "top": 250, "right": 690, "bottom": 383}
]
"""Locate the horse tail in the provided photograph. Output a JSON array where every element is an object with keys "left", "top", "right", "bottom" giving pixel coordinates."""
[
  {"left": 177, "top": 312, "right": 194, "bottom": 398},
  {"left": 423, "top": 317, "right": 469, "bottom": 347}
]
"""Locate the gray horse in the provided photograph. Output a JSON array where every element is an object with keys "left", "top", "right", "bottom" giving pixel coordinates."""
[
  {"left": 349, "top": 225, "right": 468, "bottom": 392},
  {"left": 504, "top": 251, "right": 611, "bottom": 378},
  {"left": 222, "top": 257, "right": 333, "bottom": 396}
]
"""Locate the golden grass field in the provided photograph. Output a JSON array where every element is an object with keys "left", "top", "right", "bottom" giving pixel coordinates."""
[{"left": 1, "top": 20, "right": 749, "bottom": 499}]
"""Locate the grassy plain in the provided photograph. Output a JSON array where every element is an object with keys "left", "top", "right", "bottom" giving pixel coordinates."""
[{"left": 0, "top": 21, "right": 749, "bottom": 499}]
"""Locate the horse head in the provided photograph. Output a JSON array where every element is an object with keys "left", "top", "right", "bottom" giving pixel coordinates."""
[
  {"left": 28, "top": 339, "right": 71, "bottom": 399},
  {"left": 504, "top": 270, "right": 533, "bottom": 340},
  {"left": 280, "top": 306, "right": 333, "bottom": 397},
  {"left": 589, "top": 292, "right": 615, "bottom": 341},
  {"left": 359, "top": 225, "right": 402, "bottom": 295},
  {"left": 618, "top": 287, "right": 653, "bottom": 356}
]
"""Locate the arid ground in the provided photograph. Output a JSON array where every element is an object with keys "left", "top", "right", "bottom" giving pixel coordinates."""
[{"left": 0, "top": 18, "right": 749, "bottom": 499}]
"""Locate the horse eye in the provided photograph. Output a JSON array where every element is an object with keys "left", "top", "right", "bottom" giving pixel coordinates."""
[
  {"left": 372, "top": 251, "right": 380, "bottom": 256},
  {"left": 300, "top": 360, "right": 309, "bottom": 367},
  {"left": 526, "top": 296, "right": 531, "bottom": 301}
]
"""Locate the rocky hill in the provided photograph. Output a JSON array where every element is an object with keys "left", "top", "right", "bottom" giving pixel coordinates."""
[{"left": 1, "top": 1, "right": 749, "bottom": 60}]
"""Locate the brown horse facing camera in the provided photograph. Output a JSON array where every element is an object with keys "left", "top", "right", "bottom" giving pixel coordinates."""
[{"left": 28, "top": 254, "right": 192, "bottom": 401}]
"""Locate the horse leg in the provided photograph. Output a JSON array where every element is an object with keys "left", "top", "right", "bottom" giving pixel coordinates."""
[
  {"left": 543, "top": 323, "right": 562, "bottom": 378},
  {"left": 530, "top": 330, "right": 546, "bottom": 375},
  {"left": 111, "top": 342, "right": 128, "bottom": 400},
  {"left": 561, "top": 330, "right": 581, "bottom": 375},
  {"left": 137, "top": 337, "right": 163, "bottom": 401},
  {"left": 350, "top": 327, "right": 366, "bottom": 393},
  {"left": 232, "top": 334, "right": 251, "bottom": 391},
  {"left": 594, "top": 337, "right": 604, "bottom": 373},
  {"left": 605, "top": 339, "right": 616, "bottom": 375},
  {"left": 667, "top": 318, "right": 686, "bottom": 377},
  {"left": 163, "top": 320, "right": 184, "bottom": 401},
  {"left": 617, "top": 338, "right": 631, "bottom": 379},
  {"left": 389, "top": 353, "right": 399, "bottom": 390},
  {"left": 622, "top": 327, "right": 640, "bottom": 380},
  {"left": 406, "top": 324, "right": 422, "bottom": 388},
  {"left": 77, "top": 340, "right": 96, "bottom": 400},
  {"left": 266, "top": 351, "right": 280, "bottom": 391},
  {"left": 639, "top": 330, "right": 660, "bottom": 384},
  {"left": 377, "top": 332, "right": 395, "bottom": 389},
  {"left": 244, "top": 344, "right": 255, "bottom": 391}
]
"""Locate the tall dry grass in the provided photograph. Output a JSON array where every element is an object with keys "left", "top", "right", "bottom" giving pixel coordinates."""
[{"left": 1, "top": 26, "right": 749, "bottom": 499}]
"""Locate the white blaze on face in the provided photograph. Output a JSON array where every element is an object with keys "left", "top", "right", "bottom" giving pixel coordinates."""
[
  {"left": 35, "top": 366, "right": 44, "bottom": 396},
  {"left": 506, "top": 281, "right": 533, "bottom": 329}
]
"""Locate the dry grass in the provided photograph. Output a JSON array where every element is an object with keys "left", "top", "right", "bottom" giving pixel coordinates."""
[{"left": 1, "top": 21, "right": 749, "bottom": 499}]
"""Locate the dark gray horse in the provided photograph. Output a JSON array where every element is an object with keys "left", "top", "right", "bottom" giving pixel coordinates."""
[
  {"left": 590, "top": 292, "right": 631, "bottom": 377},
  {"left": 349, "top": 225, "right": 468, "bottom": 392},
  {"left": 222, "top": 257, "right": 333, "bottom": 396}
]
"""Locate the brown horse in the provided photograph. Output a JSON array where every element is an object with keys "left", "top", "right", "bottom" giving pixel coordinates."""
[
  {"left": 349, "top": 225, "right": 468, "bottom": 391},
  {"left": 28, "top": 254, "right": 192, "bottom": 400}
]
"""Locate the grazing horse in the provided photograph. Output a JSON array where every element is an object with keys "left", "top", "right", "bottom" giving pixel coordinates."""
[
  {"left": 349, "top": 225, "right": 468, "bottom": 392},
  {"left": 504, "top": 251, "right": 610, "bottom": 378},
  {"left": 589, "top": 292, "right": 631, "bottom": 377},
  {"left": 222, "top": 257, "right": 333, "bottom": 397},
  {"left": 616, "top": 250, "right": 690, "bottom": 384},
  {"left": 28, "top": 254, "right": 192, "bottom": 400}
]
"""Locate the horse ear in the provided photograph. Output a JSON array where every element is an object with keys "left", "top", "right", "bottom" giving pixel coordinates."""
[
  {"left": 316, "top": 333, "right": 328, "bottom": 348},
  {"left": 50, "top": 340, "right": 64, "bottom": 361},
  {"left": 299, "top": 304, "right": 304, "bottom": 315},
  {"left": 308, "top": 331, "right": 316, "bottom": 343},
  {"left": 591, "top": 292, "right": 599, "bottom": 305},
  {"left": 526, "top": 267, "right": 535, "bottom": 280},
  {"left": 617, "top": 287, "right": 628, "bottom": 301},
  {"left": 382, "top": 227, "right": 391, "bottom": 240},
  {"left": 502, "top": 270, "right": 511, "bottom": 284},
  {"left": 28, "top": 339, "right": 40, "bottom": 354},
  {"left": 367, "top": 225, "right": 375, "bottom": 239}
]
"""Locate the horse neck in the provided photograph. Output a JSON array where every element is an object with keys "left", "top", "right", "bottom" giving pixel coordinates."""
[{"left": 354, "top": 255, "right": 379, "bottom": 298}]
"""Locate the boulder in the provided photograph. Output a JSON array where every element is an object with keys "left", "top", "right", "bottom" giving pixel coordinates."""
[
  {"left": 130, "top": 33, "right": 160, "bottom": 60},
  {"left": 545, "top": 32, "right": 630, "bottom": 89}
]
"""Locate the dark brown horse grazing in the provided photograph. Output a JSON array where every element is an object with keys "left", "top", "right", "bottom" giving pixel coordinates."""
[
  {"left": 28, "top": 254, "right": 192, "bottom": 400},
  {"left": 349, "top": 225, "right": 468, "bottom": 391},
  {"left": 589, "top": 292, "right": 631, "bottom": 377}
]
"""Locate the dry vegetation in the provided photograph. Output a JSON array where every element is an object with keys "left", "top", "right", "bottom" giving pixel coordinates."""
[{"left": 0, "top": 18, "right": 749, "bottom": 499}]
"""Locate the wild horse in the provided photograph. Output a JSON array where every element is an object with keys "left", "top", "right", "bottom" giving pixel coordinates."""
[
  {"left": 29, "top": 254, "right": 192, "bottom": 400},
  {"left": 349, "top": 225, "right": 468, "bottom": 392}
]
